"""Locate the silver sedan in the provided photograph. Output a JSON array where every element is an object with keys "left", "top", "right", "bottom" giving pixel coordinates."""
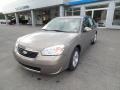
[{"left": 13, "top": 16, "right": 97, "bottom": 74}]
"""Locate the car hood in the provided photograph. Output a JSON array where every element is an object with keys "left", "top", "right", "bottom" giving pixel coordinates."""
[{"left": 18, "top": 31, "right": 78, "bottom": 50}]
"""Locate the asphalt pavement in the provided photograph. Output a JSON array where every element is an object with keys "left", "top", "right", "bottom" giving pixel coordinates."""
[{"left": 0, "top": 24, "right": 120, "bottom": 90}]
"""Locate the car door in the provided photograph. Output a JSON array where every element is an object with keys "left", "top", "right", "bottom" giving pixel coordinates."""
[
  {"left": 80, "top": 17, "right": 94, "bottom": 51},
  {"left": 88, "top": 17, "right": 97, "bottom": 40}
]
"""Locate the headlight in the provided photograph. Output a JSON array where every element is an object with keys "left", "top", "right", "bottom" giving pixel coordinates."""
[{"left": 41, "top": 45, "right": 64, "bottom": 56}]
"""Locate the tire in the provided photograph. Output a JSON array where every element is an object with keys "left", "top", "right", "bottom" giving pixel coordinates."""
[
  {"left": 68, "top": 47, "right": 80, "bottom": 71},
  {"left": 91, "top": 33, "right": 97, "bottom": 45}
]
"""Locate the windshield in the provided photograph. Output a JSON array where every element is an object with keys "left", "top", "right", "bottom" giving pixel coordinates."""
[{"left": 42, "top": 18, "right": 81, "bottom": 33}]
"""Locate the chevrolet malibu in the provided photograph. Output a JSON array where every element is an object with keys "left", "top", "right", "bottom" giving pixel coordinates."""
[{"left": 13, "top": 16, "right": 97, "bottom": 74}]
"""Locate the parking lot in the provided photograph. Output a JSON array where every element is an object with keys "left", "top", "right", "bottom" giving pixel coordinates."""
[{"left": 0, "top": 24, "right": 120, "bottom": 90}]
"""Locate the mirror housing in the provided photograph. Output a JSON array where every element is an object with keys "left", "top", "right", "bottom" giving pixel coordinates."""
[{"left": 84, "top": 27, "right": 92, "bottom": 32}]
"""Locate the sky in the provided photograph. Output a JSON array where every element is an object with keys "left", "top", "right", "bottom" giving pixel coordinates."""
[{"left": 0, "top": 0, "right": 17, "bottom": 12}]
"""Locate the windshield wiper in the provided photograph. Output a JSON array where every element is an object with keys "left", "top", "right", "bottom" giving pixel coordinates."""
[
  {"left": 50, "top": 30, "right": 65, "bottom": 32},
  {"left": 42, "top": 29, "right": 66, "bottom": 32}
]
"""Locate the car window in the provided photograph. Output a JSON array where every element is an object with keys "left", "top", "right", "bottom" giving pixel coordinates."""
[
  {"left": 92, "top": 19, "right": 97, "bottom": 27},
  {"left": 83, "top": 17, "right": 91, "bottom": 28},
  {"left": 88, "top": 18, "right": 94, "bottom": 26},
  {"left": 42, "top": 18, "right": 81, "bottom": 33},
  {"left": 83, "top": 17, "right": 96, "bottom": 28}
]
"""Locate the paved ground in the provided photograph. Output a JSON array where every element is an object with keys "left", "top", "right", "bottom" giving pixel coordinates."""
[{"left": 0, "top": 24, "right": 120, "bottom": 90}]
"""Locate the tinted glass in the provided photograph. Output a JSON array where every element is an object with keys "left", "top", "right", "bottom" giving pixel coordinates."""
[{"left": 83, "top": 17, "right": 91, "bottom": 28}]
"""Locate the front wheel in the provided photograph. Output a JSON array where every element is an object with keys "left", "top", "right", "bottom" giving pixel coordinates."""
[{"left": 68, "top": 47, "right": 80, "bottom": 71}]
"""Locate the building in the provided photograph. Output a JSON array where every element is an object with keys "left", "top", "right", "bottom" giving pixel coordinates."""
[
  {"left": 64, "top": 0, "right": 120, "bottom": 29},
  {"left": 2, "top": 0, "right": 120, "bottom": 29},
  {"left": 3, "top": 0, "right": 65, "bottom": 26}
]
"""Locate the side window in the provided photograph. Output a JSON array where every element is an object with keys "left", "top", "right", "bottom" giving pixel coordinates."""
[
  {"left": 83, "top": 18, "right": 91, "bottom": 28},
  {"left": 88, "top": 18, "right": 94, "bottom": 26},
  {"left": 92, "top": 19, "right": 97, "bottom": 27}
]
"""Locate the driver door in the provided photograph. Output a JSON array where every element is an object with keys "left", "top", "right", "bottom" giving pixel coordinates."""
[{"left": 80, "top": 17, "right": 93, "bottom": 51}]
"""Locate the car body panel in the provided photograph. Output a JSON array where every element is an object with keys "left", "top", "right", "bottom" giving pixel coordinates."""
[{"left": 18, "top": 31, "right": 78, "bottom": 51}]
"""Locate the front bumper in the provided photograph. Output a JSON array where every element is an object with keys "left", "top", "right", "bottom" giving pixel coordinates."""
[{"left": 13, "top": 48, "right": 68, "bottom": 74}]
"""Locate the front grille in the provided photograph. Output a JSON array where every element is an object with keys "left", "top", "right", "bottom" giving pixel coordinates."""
[{"left": 17, "top": 46, "right": 38, "bottom": 58}]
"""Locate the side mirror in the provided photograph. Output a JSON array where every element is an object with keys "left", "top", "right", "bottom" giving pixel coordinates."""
[{"left": 84, "top": 27, "right": 92, "bottom": 32}]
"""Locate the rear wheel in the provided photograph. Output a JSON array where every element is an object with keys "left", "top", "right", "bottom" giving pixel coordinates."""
[{"left": 68, "top": 47, "right": 80, "bottom": 71}]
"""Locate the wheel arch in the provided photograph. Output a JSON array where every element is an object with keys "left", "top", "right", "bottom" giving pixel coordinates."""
[{"left": 76, "top": 45, "right": 81, "bottom": 53}]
